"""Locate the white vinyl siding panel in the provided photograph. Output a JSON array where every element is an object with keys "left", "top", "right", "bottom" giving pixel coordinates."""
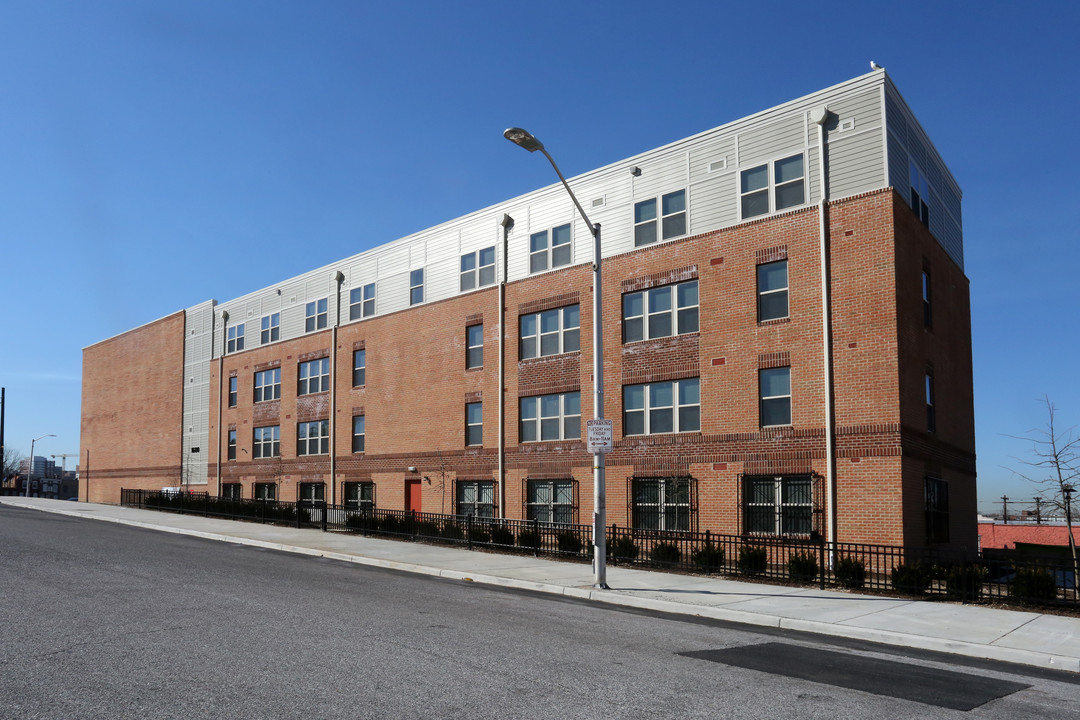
[
  {"left": 688, "top": 174, "right": 738, "bottom": 234},
  {"left": 737, "top": 116, "right": 805, "bottom": 168},
  {"left": 425, "top": 257, "right": 460, "bottom": 303},
  {"left": 378, "top": 273, "right": 410, "bottom": 315},
  {"left": 688, "top": 137, "right": 736, "bottom": 185},
  {"left": 826, "top": 131, "right": 885, "bottom": 199},
  {"left": 630, "top": 153, "right": 689, "bottom": 201},
  {"left": 181, "top": 300, "right": 214, "bottom": 486},
  {"left": 378, "top": 246, "right": 410, "bottom": 277}
]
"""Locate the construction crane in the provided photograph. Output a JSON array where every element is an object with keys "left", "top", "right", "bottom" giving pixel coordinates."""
[{"left": 51, "top": 453, "right": 78, "bottom": 476}]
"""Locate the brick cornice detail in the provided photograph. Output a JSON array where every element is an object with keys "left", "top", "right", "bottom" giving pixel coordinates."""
[
  {"left": 621, "top": 265, "right": 698, "bottom": 293},
  {"left": 519, "top": 292, "right": 580, "bottom": 316}
]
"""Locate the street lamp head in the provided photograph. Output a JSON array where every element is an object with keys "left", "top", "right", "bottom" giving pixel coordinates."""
[{"left": 503, "top": 127, "right": 544, "bottom": 153}]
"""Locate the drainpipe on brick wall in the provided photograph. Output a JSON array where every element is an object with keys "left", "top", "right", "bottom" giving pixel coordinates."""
[
  {"left": 811, "top": 106, "right": 838, "bottom": 552},
  {"left": 330, "top": 271, "right": 345, "bottom": 506},
  {"left": 216, "top": 309, "right": 226, "bottom": 496},
  {"left": 498, "top": 214, "right": 513, "bottom": 519}
]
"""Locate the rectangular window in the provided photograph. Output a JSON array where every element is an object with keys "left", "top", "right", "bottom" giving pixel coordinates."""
[
  {"left": 344, "top": 481, "right": 374, "bottom": 511},
  {"left": 305, "top": 299, "right": 328, "bottom": 333},
  {"left": 410, "top": 269, "right": 424, "bottom": 305},
  {"left": 297, "top": 420, "right": 330, "bottom": 456},
  {"left": 744, "top": 474, "right": 813, "bottom": 535},
  {"left": 926, "top": 373, "right": 936, "bottom": 434},
  {"left": 221, "top": 483, "right": 241, "bottom": 500},
  {"left": 252, "top": 425, "right": 280, "bottom": 459},
  {"left": 460, "top": 246, "right": 496, "bottom": 290},
  {"left": 465, "top": 402, "right": 483, "bottom": 446},
  {"left": 741, "top": 154, "right": 805, "bottom": 219},
  {"left": 466, "top": 324, "right": 483, "bottom": 369},
  {"left": 260, "top": 313, "right": 280, "bottom": 344},
  {"left": 526, "top": 479, "right": 574, "bottom": 524},
  {"left": 529, "top": 224, "right": 572, "bottom": 273},
  {"left": 253, "top": 368, "right": 281, "bottom": 403},
  {"left": 228, "top": 376, "right": 237, "bottom": 407},
  {"left": 299, "top": 482, "right": 325, "bottom": 502},
  {"left": 634, "top": 190, "right": 686, "bottom": 247},
  {"left": 227, "top": 324, "right": 245, "bottom": 353},
  {"left": 297, "top": 357, "right": 330, "bottom": 395},
  {"left": 349, "top": 283, "right": 376, "bottom": 320},
  {"left": 757, "top": 260, "right": 789, "bottom": 322},
  {"left": 622, "top": 280, "right": 698, "bottom": 343},
  {"left": 909, "top": 160, "right": 930, "bottom": 227},
  {"left": 227, "top": 430, "right": 237, "bottom": 461},
  {"left": 519, "top": 305, "right": 580, "bottom": 359},
  {"left": 922, "top": 269, "right": 932, "bottom": 329},
  {"left": 352, "top": 415, "right": 365, "bottom": 453},
  {"left": 759, "top": 367, "right": 792, "bottom": 427},
  {"left": 520, "top": 392, "right": 580, "bottom": 442},
  {"left": 623, "top": 379, "right": 700, "bottom": 436},
  {"left": 353, "top": 349, "right": 366, "bottom": 387},
  {"left": 456, "top": 480, "right": 494, "bottom": 518},
  {"left": 925, "top": 476, "right": 949, "bottom": 543},
  {"left": 254, "top": 482, "right": 276, "bottom": 502},
  {"left": 632, "top": 477, "right": 694, "bottom": 531}
]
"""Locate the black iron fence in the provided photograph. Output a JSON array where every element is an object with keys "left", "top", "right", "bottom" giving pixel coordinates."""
[{"left": 119, "top": 489, "right": 1078, "bottom": 610}]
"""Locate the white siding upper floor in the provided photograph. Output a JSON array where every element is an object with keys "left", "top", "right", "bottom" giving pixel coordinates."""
[{"left": 207, "top": 69, "right": 962, "bottom": 361}]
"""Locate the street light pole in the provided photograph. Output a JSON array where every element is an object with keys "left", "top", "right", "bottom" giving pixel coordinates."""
[
  {"left": 504, "top": 128, "right": 608, "bottom": 589},
  {"left": 25, "top": 433, "right": 56, "bottom": 497}
]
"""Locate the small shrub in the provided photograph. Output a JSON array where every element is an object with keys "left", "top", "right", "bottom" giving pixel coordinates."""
[
  {"left": 517, "top": 529, "right": 541, "bottom": 549},
  {"left": 834, "top": 557, "right": 866, "bottom": 589},
  {"left": 467, "top": 525, "right": 491, "bottom": 544},
  {"left": 788, "top": 551, "right": 818, "bottom": 583},
  {"left": 891, "top": 563, "right": 931, "bottom": 595},
  {"left": 489, "top": 524, "right": 515, "bottom": 546},
  {"left": 651, "top": 542, "right": 682, "bottom": 565},
  {"left": 944, "top": 563, "right": 987, "bottom": 601},
  {"left": 379, "top": 514, "right": 402, "bottom": 533},
  {"left": 738, "top": 546, "right": 768, "bottom": 576},
  {"left": 1009, "top": 567, "right": 1058, "bottom": 603},
  {"left": 691, "top": 542, "right": 725, "bottom": 573},
  {"left": 440, "top": 522, "right": 465, "bottom": 540},
  {"left": 556, "top": 531, "right": 584, "bottom": 554},
  {"left": 344, "top": 513, "right": 376, "bottom": 532},
  {"left": 608, "top": 535, "right": 639, "bottom": 563}
]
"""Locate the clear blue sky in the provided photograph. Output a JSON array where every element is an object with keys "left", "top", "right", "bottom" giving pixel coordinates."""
[{"left": 2, "top": 1, "right": 1077, "bottom": 513}]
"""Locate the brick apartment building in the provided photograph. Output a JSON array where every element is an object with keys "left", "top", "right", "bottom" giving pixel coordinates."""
[{"left": 80, "top": 69, "right": 975, "bottom": 550}]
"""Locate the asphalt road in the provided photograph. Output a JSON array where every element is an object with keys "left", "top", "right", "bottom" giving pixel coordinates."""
[{"left": 2, "top": 505, "right": 1079, "bottom": 719}]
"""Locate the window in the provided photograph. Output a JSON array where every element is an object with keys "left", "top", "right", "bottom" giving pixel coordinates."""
[
  {"left": 228, "top": 376, "right": 237, "bottom": 407},
  {"left": 623, "top": 379, "right": 700, "bottom": 436},
  {"left": 260, "top": 313, "right": 280, "bottom": 344},
  {"left": 622, "top": 280, "right": 698, "bottom": 343},
  {"left": 410, "top": 269, "right": 424, "bottom": 305},
  {"left": 227, "top": 430, "right": 237, "bottom": 461},
  {"left": 461, "top": 246, "right": 496, "bottom": 290},
  {"left": 344, "top": 481, "right": 374, "bottom": 511},
  {"left": 254, "top": 482, "right": 276, "bottom": 502},
  {"left": 759, "top": 367, "right": 791, "bottom": 427},
  {"left": 352, "top": 415, "right": 365, "bottom": 453},
  {"left": 743, "top": 474, "right": 814, "bottom": 535},
  {"left": 299, "top": 482, "right": 325, "bottom": 502},
  {"left": 526, "top": 479, "right": 574, "bottom": 524},
  {"left": 456, "top": 480, "right": 494, "bottom": 518},
  {"left": 253, "top": 368, "right": 281, "bottom": 403},
  {"left": 926, "top": 373, "right": 936, "bottom": 434},
  {"left": 922, "top": 269, "right": 932, "bottom": 329},
  {"left": 253, "top": 426, "right": 280, "bottom": 459},
  {"left": 925, "top": 476, "right": 949, "bottom": 543},
  {"left": 297, "top": 420, "right": 329, "bottom": 456},
  {"left": 305, "top": 299, "right": 328, "bottom": 333},
  {"left": 349, "top": 283, "right": 376, "bottom": 320},
  {"left": 909, "top": 160, "right": 930, "bottom": 227},
  {"left": 465, "top": 402, "right": 482, "bottom": 446},
  {"left": 634, "top": 190, "right": 686, "bottom": 247},
  {"left": 529, "top": 224, "right": 572, "bottom": 273},
  {"left": 520, "top": 392, "right": 581, "bottom": 442},
  {"left": 221, "top": 483, "right": 241, "bottom": 500},
  {"left": 519, "top": 305, "right": 580, "bottom": 359},
  {"left": 353, "top": 349, "right": 366, "bottom": 386},
  {"left": 632, "top": 477, "right": 694, "bottom": 531},
  {"left": 757, "top": 260, "right": 789, "bottom": 322},
  {"left": 227, "top": 324, "right": 245, "bottom": 353},
  {"left": 741, "top": 154, "right": 805, "bottom": 219},
  {"left": 466, "top": 325, "right": 483, "bottom": 369},
  {"left": 298, "top": 358, "right": 330, "bottom": 395}
]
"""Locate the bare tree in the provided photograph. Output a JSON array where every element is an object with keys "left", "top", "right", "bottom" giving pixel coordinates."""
[{"left": 3, "top": 448, "right": 25, "bottom": 486}]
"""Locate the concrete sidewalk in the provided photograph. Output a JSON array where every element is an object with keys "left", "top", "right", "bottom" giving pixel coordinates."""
[{"left": 4, "top": 496, "right": 1078, "bottom": 672}]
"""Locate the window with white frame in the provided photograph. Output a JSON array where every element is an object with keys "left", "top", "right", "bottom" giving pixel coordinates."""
[
  {"left": 925, "top": 476, "right": 949, "bottom": 543},
  {"left": 909, "top": 159, "right": 930, "bottom": 227},
  {"left": 634, "top": 190, "right": 686, "bottom": 246},
  {"left": 254, "top": 482, "right": 276, "bottom": 501},
  {"left": 260, "top": 313, "right": 280, "bottom": 344},
  {"left": 349, "top": 283, "right": 376, "bottom": 321},
  {"left": 632, "top": 477, "right": 694, "bottom": 531},
  {"left": 622, "top": 280, "right": 698, "bottom": 343},
  {"left": 519, "top": 305, "right": 579, "bottom": 359},
  {"left": 299, "top": 481, "right": 325, "bottom": 502},
  {"left": 305, "top": 299, "right": 328, "bottom": 333},
  {"left": 455, "top": 480, "right": 494, "bottom": 518},
  {"left": 623, "top": 379, "right": 700, "bottom": 436},
  {"left": 757, "top": 260, "right": 789, "bottom": 322},
  {"left": 297, "top": 357, "right": 330, "bottom": 395},
  {"left": 526, "top": 479, "right": 574, "bottom": 524},
  {"left": 520, "top": 392, "right": 580, "bottom": 442},
  {"left": 344, "top": 481, "right": 374, "bottom": 511},
  {"left": 253, "top": 368, "right": 281, "bottom": 403},
  {"left": 227, "top": 324, "right": 245, "bottom": 353},
  {"left": 353, "top": 349, "right": 366, "bottom": 386},
  {"left": 297, "top": 420, "right": 329, "bottom": 456},
  {"left": 743, "top": 474, "right": 813, "bottom": 535},
  {"left": 529, "top": 224, "right": 572, "bottom": 273},
  {"left": 228, "top": 376, "right": 237, "bottom": 407},
  {"left": 252, "top": 425, "right": 279, "bottom": 459},
  {"left": 352, "top": 415, "right": 365, "bottom": 452},
  {"left": 466, "top": 324, "right": 483, "bottom": 369},
  {"left": 465, "top": 402, "right": 482, "bottom": 446},
  {"left": 740, "top": 154, "right": 805, "bottom": 219},
  {"left": 227, "top": 429, "right": 237, "bottom": 461},
  {"left": 759, "top": 367, "right": 791, "bottom": 427},
  {"left": 409, "top": 269, "right": 424, "bottom": 305},
  {"left": 461, "top": 246, "right": 496, "bottom": 291}
]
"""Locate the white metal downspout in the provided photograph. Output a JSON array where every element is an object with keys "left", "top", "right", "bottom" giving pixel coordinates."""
[
  {"left": 216, "top": 309, "right": 225, "bottom": 496},
  {"left": 330, "top": 271, "right": 344, "bottom": 506},
  {"left": 811, "top": 107, "right": 837, "bottom": 550},
  {"left": 498, "top": 214, "right": 513, "bottom": 519}
]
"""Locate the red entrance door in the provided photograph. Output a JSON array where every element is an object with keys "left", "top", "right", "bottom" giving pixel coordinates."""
[{"left": 405, "top": 478, "right": 422, "bottom": 514}]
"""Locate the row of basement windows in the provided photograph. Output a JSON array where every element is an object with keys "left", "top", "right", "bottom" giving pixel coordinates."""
[{"left": 222, "top": 156, "right": 806, "bottom": 354}]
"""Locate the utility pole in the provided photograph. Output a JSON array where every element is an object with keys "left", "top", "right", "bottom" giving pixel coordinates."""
[
  {"left": 1001, "top": 495, "right": 1009, "bottom": 524},
  {"left": 0, "top": 387, "right": 6, "bottom": 486},
  {"left": 1034, "top": 497, "right": 1043, "bottom": 525}
]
